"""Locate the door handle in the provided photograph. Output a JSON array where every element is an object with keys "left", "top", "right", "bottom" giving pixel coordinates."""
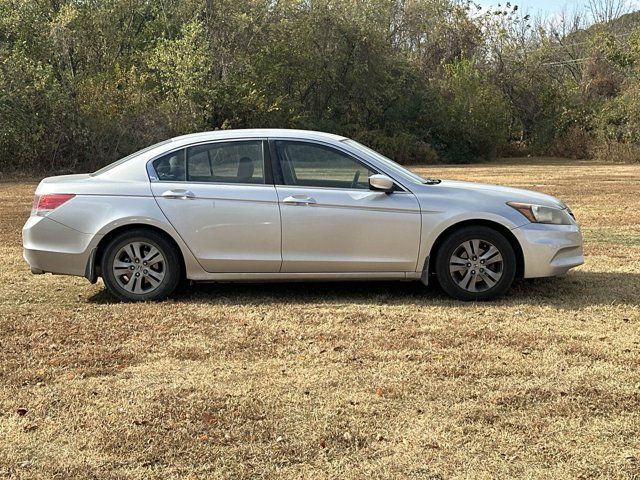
[
  {"left": 161, "top": 189, "right": 196, "bottom": 200},
  {"left": 282, "top": 195, "right": 317, "bottom": 206}
]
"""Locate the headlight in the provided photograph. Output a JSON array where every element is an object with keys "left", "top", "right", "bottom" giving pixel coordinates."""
[{"left": 507, "top": 202, "right": 574, "bottom": 225}]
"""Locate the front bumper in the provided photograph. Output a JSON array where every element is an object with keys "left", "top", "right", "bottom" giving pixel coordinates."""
[
  {"left": 512, "top": 222, "right": 584, "bottom": 278},
  {"left": 22, "top": 215, "right": 100, "bottom": 278}
]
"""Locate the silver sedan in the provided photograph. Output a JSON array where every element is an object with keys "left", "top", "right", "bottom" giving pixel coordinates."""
[{"left": 23, "top": 129, "right": 584, "bottom": 301}]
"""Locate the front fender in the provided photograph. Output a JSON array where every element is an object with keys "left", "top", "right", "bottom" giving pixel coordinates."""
[{"left": 416, "top": 210, "right": 524, "bottom": 273}]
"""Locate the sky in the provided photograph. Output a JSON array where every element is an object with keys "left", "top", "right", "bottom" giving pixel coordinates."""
[{"left": 476, "top": 0, "right": 640, "bottom": 18}]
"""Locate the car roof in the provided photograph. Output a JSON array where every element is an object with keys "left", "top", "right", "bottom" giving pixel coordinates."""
[
  {"left": 92, "top": 129, "right": 349, "bottom": 180},
  {"left": 167, "top": 128, "right": 347, "bottom": 145}
]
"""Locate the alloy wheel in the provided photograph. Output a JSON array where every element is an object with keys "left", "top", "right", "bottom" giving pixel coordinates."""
[
  {"left": 448, "top": 239, "right": 504, "bottom": 293},
  {"left": 112, "top": 241, "right": 166, "bottom": 295}
]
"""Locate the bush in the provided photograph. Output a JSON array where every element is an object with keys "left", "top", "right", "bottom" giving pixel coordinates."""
[
  {"left": 352, "top": 131, "right": 440, "bottom": 165},
  {"left": 592, "top": 140, "right": 640, "bottom": 163},
  {"left": 587, "top": 79, "right": 640, "bottom": 163},
  {"left": 433, "top": 60, "right": 511, "bottom": 163},
  {"left": 501, "top": 141, "right": 534, "bottom": 158},
  {"left": 4, "top": 0, "right": 640, "bottom": 173},
  {"left": 551, "top": 126, "right": 594, "bottom": 159}
]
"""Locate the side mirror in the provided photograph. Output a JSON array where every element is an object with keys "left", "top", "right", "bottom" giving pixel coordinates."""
[{"left": 369, "top": 174, "right": 395, "bottom": 192}]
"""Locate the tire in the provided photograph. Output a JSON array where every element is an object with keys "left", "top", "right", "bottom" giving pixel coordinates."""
[
  {"left": 101, "top": 229, "right": 181, "bottom": 302},
  {"left": 434, "top": 226, "right": 516, "bottom": 301}
]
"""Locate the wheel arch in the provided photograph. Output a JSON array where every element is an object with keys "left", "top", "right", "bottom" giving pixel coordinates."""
[
  {"left": 428, "top": 219, "right": 524, "bottom": 279},
  {"left": 92, "top": 224, "right": 186, "bottom": 280}
]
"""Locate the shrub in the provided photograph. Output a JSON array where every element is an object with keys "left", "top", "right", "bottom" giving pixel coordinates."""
[
  {"left": 433, "top": 60, "right": 511, "bottom": 163},
  {"left": 590, "top": 78, "right": 640, "bottom": 162},
  {"left": 551, "top": 126, "right": 594, "bottom": 159},
  {"left": 352, "top": 131, "right": 440, "bottom": 165},
  {"left": 592, "top": 140, "right": 640, "bottom": 163},
  {"left": 501, "top": 141, "right": 534, "bottom": 158}
]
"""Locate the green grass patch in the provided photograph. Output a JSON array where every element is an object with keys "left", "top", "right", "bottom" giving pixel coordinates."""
[{"left": 583, "top": 228, "right": 640, "bottom": 246}]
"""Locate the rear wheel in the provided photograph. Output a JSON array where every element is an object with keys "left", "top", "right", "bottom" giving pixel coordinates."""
[
  {"left": 435, "top": 226, "right": 516, "bottom": 301},
  {"left": 101, "top": 229, "right": 181, "bottom": 302}
]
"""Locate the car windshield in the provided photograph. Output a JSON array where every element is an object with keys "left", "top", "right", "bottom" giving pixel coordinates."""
[
  {"left": 342, "top": 139, "right": 428, "bottom": 185},
  {"left": 91, "top": 138, "right": 175, "bottom": 176}
]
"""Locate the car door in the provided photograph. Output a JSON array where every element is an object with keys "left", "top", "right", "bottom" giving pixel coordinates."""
[
  {"left": 150, "top": 139, "right": 281, "bottom": 273},
  {"left": 272, "top": 139, "right": 421, "bottom": 273}
]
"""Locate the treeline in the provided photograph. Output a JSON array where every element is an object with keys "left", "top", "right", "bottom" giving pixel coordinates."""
[{"left": 1, "top": 0, "right": 639, "bottom": 173}]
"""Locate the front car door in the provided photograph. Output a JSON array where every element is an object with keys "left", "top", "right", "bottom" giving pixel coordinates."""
[
  {"left": 272, "top": 139, "right": 421, "bottom": 273},
  {"left": 149, "top": 139, "right": 281, "bottom": 273}
]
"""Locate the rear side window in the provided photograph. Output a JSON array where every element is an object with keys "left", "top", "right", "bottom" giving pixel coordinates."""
[
  {"left": 152, "top": 150, "right": 186, "bottom": 181},
  {"left": 186, "top": 141, "right": 265, "bottom": 184}
]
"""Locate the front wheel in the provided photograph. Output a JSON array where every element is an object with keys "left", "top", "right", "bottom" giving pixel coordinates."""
[
  {"left": 435, "top": 226, "right": 516, "bottom": 301},
  {"left": 101, "top": 229, "right": 181, "bottom": 302}
]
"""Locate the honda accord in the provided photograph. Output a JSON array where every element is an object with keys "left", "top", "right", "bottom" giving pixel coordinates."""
[{"left": 23, "top": 129, "right": 584, "bottom": 301}]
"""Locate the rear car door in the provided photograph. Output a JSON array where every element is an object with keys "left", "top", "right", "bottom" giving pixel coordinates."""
[
  {"left": 272, "top": 139, "right": 421, "bottom": 273},
  {"left": 149, "top": 139, "right": 281, "bottom": 273}
]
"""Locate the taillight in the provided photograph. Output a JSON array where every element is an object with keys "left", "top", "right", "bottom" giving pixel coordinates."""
[{"left": 32, "top": 193, "right": 76, "bottom": 216}]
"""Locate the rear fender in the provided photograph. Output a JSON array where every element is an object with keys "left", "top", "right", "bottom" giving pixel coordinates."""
[{"left": 46, "top": 196, "right": 209, "bottom": 280}]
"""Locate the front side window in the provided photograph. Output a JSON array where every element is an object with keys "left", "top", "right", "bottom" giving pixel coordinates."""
[
  {"left": 275, "top": 141, "right": 376, "bottom": 189},
  {"left": 186, "top": 140, "right": 264, "bottom": 184}
]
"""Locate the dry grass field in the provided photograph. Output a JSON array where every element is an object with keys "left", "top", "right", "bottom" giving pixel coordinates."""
[{"left": 1, "top": 158, "right": 639, "bottom": 479}]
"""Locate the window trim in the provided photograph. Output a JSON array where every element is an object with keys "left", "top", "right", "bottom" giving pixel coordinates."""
[
  {"left": 147, "top": 138, "right": 271, "bottom": 186},
  {"left": 146, "top": 136, "right": 411, "bottom": 192},
  {"left": 268, "top": 138, "right": 408, "bottom": 193}
]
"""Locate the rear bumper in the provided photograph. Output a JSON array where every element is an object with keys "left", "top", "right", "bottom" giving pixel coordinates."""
[
  {"left": 512, "top": 222, "right": 584, "bottom": 278},
  {"left": 22, "top": 216, "right": 100, "bottom": 278}
]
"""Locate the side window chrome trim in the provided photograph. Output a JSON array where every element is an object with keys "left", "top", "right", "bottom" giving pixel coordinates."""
[
  {"left": 155, "top": 180, "right": 276, "bottom": 188},
  {"left": 273, "top": 184, "right": 410, "bottom": 193}
]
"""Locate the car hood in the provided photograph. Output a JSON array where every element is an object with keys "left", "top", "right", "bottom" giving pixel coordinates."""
[{"left": 430, "top": 180, "right": 566, "bottom": 208}]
